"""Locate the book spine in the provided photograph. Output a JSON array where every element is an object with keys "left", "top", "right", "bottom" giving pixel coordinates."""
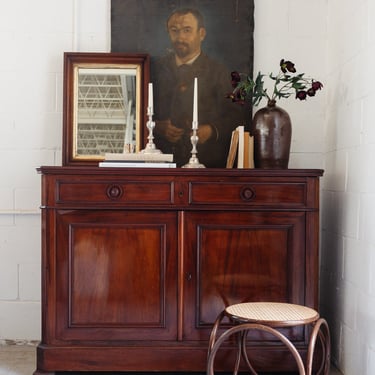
[{"left": 99, "top": 162, "right": 176, "bottom": 168}]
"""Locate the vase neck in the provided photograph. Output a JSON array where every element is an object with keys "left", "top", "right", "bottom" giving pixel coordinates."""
[{"left": 268, "top": 99, "right": 276, "bottom": 107}]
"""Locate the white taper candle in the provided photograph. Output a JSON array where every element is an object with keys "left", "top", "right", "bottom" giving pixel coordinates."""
[
  {"left": 192, "top": 77, "right": 198, "bottom": 129},
  {"left": 148, "top": 82, "right": 153, "bottom": 115}
]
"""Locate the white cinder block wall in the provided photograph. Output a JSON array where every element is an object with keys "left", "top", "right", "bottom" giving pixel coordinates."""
[
  {"left": 0, "top": 0, "right": 110, "bottom": 341},
  {"left": 1, "top": 1, "right": 374, "bottom": 374},
  {"left": 320, "top": 0, "right": 375, "bottom": 374}
]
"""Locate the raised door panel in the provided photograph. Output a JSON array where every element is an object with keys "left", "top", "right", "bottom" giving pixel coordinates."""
[
  {"left": 182, "top": 211, "right": 306, "bottom": 342},
  {"left": 54, "top": 210, "right": 178, "bottom": 341}
]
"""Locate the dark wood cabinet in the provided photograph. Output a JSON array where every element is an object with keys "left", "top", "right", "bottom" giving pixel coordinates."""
[{"left": 35, "top": 167, "right": 323, "bottom": 374}]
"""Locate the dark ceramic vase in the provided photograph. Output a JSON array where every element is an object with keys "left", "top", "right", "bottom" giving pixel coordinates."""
[{"left": 252, "top": 100, "right": 292, "bottom": 169}]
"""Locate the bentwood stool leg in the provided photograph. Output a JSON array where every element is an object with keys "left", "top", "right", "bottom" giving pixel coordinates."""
[
  {"left": 306, "top": 318, "right": 331, "bottom": 375},
  {"left": 208, "top": 310, "right": 226, "bottom": 355},
  {"left": 240, "top": 329, "right": 258, "bottom": 375},
  {"left": 232, "top": 329, "right": 242, "bottom": 375},
  {"left": 208, "top": 311, "right": 244, "bottom": 375},
  {"left": 206, "top": 323, "right": 306, "bottom": 375}
]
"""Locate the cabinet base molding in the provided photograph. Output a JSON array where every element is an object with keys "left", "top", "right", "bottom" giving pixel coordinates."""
[{"left": 35, "top": 344, "right": 308, "bottom": 373}]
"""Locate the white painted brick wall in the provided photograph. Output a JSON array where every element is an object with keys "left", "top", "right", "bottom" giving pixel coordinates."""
[
  {"left": 321, "top": 0, "right": 375, "bottom": 373},
  {"left": 0, "top": 263, "right": 18, "bottom": 300},
  {"left": 0, "top": 0, "right": 109, "bottom": 341},
  {"left": 0, "top": 301, "right": 41, "bottom": 340}
]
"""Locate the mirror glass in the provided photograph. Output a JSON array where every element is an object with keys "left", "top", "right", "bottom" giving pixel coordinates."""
[
  {"left": 75, "top": 67, "right": 137, "bottom": 156},
  {"left": 63, "top": 53, "right": 150, "bottom": 166}
]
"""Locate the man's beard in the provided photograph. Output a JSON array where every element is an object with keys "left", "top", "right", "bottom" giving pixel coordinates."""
[{"left": 173, "top": 42, "right": 190, "bottom": 58}]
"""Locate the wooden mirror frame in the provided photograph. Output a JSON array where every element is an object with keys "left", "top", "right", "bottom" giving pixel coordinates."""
[{"left": 62, "top": 52, "right": 150, "bottom": 166}]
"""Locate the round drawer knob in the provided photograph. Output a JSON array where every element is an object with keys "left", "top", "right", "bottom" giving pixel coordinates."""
[
  {"left": 106, "top": 184, "right": 123, "bottom": 200},
  {"left": 240, "top": 186, "right": 255, "bottom": 201}
]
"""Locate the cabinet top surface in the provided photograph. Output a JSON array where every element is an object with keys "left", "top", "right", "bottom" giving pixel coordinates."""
[{"left": 38, "top": 166, "right": 324, "bottom": 178}]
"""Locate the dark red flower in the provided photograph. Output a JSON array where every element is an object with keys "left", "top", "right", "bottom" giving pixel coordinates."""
[
  {"left": 307, "top": 88, "right": 316, "bottom": 97},
  {"left": 296, "top": 90, "right": 307, "bottom": 100},
  {"left": 226, "top": 90, "right": 245, "bottom": 105},
  {"left": 280, "top": 59, "right": 296, "bottom": 73},
  {"left": 230, "top": 71, "right": 241, "bottom": 88},
  {"left": 311, "top": 81, "right": 323, "bottom": 91}
]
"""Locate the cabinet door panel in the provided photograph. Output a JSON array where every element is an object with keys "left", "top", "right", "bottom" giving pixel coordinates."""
[
  {"left": 55, "top": 210, "right": 177, "bottom": 341},
  {"left": 183, "top": 211, "right": 305, "bottom": 341}
]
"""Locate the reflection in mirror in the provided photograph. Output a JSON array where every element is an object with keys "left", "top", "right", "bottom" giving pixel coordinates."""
[
  {"left": 62, "top": 52, "right": 150, "bottom": 166},
  {"left": 76, "top": 68, "right": 137, "bottom": 156}
]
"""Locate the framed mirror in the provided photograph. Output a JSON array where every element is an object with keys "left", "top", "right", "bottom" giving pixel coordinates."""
[{"left": 62, "top": 52, "right": 150, "bottom": 166}]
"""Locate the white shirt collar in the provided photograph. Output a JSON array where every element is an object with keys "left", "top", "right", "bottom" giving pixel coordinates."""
[{"left": 175, "top": 51, "right": 201, "bottom": 66}]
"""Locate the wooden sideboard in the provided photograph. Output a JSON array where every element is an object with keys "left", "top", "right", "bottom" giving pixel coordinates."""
[{"left": 34, "top": 167, "right": 323, "bottom": 374}]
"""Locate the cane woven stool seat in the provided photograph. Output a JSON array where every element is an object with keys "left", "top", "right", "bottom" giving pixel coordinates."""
[
  {"left": 207, "top": 302, "right": 330, "bottom": 375},
  {"left": 227, "top": 302, "right": 319, "bottom": 326}
]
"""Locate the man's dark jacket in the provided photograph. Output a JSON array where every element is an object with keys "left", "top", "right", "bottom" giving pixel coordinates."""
[{"left": 152, "top": 52, "right": 246, "bottom": 167}]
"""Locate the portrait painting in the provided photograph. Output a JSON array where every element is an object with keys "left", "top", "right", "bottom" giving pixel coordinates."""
[{"left": 111, "top": 0, "right": 254, "bottom": 167}]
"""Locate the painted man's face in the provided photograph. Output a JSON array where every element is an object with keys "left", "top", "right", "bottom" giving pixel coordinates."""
[{"left": 167, "top": 13, "right": 206, "bottom": 60}]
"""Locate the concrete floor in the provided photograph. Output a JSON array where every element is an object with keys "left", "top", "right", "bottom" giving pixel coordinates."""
[
  {"left": 0, "top": 345, "right": 342, "bottom": 375},
  {"left": 0, "top": 345, "right": 36, "bottom": 375}
]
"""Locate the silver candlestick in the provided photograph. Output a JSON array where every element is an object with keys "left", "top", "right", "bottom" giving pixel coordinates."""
[
  {"left": 141, "top": 108, "right": 162, "bottom": 154},
  {"left": 182, "top": 127, "right": 205, "bottom": 168}
]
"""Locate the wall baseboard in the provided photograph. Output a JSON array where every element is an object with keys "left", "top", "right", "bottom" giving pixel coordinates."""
[{"left": 0, "top": 339, "right": 39, "bottom": 346}]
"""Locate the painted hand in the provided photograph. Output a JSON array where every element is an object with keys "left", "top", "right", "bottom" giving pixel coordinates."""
[
  {"left": 155, "top": 120, "right": 185, "bottom": 143},
  {"left": 196, "top": 124, "right": 213, "bottom": 144}
]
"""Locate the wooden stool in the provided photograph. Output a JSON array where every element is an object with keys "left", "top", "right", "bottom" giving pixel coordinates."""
[{"left": 207, "top": 302, "right": 330, "bottom": 375}]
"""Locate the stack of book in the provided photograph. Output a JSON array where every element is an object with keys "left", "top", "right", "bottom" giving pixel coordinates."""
[
  {"left": 226, "top": 126, "right": 254, "bottom": 168},
  {"left": 99, "top": 152, "right": 176, "bottom": 168}
]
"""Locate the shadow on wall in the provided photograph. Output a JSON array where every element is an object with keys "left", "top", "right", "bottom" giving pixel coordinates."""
[{"left": 319, "top": 210, "right": 343, "bottom": 367}]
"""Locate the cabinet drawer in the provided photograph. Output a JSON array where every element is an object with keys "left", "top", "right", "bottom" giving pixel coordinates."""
[
  {"left": 189, "top": 181, "right": 307, "bottom": 207},
  {"left": 56, "top": 180, "right": 174, "bottom": 204}
]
